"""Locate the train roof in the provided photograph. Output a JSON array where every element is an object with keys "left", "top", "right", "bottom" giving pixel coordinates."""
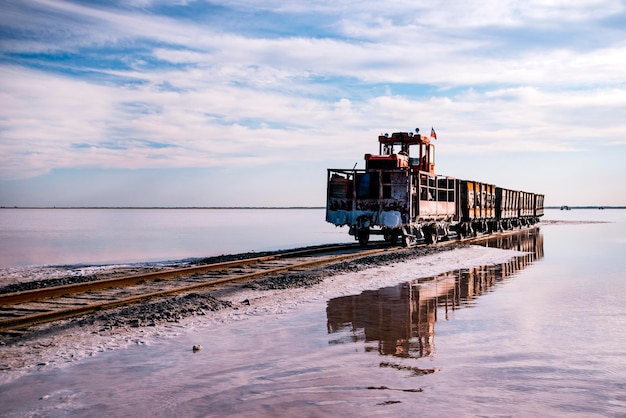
[{"left": 378, "top": 131, "right": 431, "bottom": 146}]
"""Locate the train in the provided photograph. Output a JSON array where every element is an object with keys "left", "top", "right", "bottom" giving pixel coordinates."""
[{"left": 326, "top": 129, "right": 544, "bottom": 246}]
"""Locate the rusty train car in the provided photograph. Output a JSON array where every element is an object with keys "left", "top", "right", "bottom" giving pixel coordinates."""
[{"left": 326, "top": 129, "right": 544, "bottom": 246}]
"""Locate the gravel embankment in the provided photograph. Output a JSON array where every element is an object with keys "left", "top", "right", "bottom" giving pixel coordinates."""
[
  {"left": 0, "top": 251, "right": 281, "bottom": 294},
  {"left": 1, "top": 245, "right": 457, "bottom": 343}
]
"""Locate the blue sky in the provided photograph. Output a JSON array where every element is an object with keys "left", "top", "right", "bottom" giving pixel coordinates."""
[{"left": 1, "top": 0, "right": 625, "bottom": 207}]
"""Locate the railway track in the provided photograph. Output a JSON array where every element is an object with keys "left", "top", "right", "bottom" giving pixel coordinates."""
[
  {"left": 0, "top": 228, "right": 539, "bottom": 334},
  {"left": 0, "top": 244, "right": 391, "bottom": 333}
]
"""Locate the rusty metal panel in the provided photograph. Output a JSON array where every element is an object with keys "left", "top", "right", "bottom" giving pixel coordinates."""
[
  {"left": 496, "top": 187, "right": 520, "bottom": 220},
  {"left": 468, "top": 181, "right": 476, "bottom": 219},
  {"left": 460, "top": 180, "right": 496, "bottom": 221},
  {"left": 479, "top": 182, "right": 486, "bottom": 219},
  {"left": 416, "top": 200, "right": 456, "bottom": 218},
  {"left": 519, "top": 191, "right": 534, "bottom": 217},
  {"left": 511, "top": 190, "right": 520, "bottom": 218},
  {"left": 439, "top": 201, "right": 457, "bottom": 216},
  {"left": 535, "top": 194, "right": 545, "bottom": 217},
  {"left": 459, "top": 180, "right": 470, "bottom": 220},
  {"left": 326, "top": 168, "right": 411, "bottom": 229},
  {"left": 483, "top": 184, "right": 496, "bottom": 219}
]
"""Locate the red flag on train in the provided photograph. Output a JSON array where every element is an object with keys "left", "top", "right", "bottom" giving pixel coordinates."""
[{"left": 430, "top": 127, "right": 437, "bottom": 140}]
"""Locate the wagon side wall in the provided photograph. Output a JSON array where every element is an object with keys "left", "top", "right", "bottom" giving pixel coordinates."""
[
  {"left": 496, "top": 187, "right": 521, "bottom": 220},
  {"left": 413, "top": 173, "right": 457, "bottom": 221},
  {"left": 459, "top": 180, "right": 496, "bottom": 221}
]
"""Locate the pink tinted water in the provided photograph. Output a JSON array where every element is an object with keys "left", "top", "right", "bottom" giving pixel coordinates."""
[
  {"left": 0, "top": 210, "right": 625, "bottom": 416},
  {"left": 0, "top": 208, "right": 348, "bottom": 268}
]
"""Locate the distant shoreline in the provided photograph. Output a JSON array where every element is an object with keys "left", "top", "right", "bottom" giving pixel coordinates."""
[
  {"left": 1, "top": 206, "right": 625, "bottom": 210},
  {"left": 0, "top": 206, "right": 327, "bottom": 210},
  {"left": 545, "top": 206, "right": 626, "bottom": 210}
]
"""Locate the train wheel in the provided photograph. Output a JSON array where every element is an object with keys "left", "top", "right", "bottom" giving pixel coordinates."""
[
  {"left": 460, "top": 222, "right": 468, "bottom": 238},
  {"left": 358, "top": 228, "right": 370, "bottom": 247},
  {"left": 424, "top": 226, "right": 438, "bottom": 244},
  {"left": 403, "top": 234, "right": 412, "bottom": 247},
  {"left": 384, "top": 230, "right": 399, "bottom": 245}
]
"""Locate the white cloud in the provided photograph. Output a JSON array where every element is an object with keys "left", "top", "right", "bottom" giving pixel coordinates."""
[
  {"left": 1, "top": 0, "right": 625, "bottom": 205},
  {"left": 2, "top": 59, "right": 624, "bottom": 181}
]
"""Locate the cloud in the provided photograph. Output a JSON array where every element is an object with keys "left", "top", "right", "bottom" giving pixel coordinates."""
[
  {"left": 0, "top": 0, "right": 625, "bottom": 206},
  {"left": 2, "top": 58, "right": 623, "bottom": 181}
]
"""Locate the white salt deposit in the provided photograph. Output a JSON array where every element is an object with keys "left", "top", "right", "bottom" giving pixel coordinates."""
[{"left": 0, "top": 263, "right": 176, "bottom": 286}]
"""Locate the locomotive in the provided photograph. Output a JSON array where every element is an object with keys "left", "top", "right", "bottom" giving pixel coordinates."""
[{"left": 326, "top": 129, "right": 544, "bottom": 246}]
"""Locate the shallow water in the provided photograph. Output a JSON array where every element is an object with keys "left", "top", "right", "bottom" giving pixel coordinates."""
[
  {"left": 0, "top": 208, "right": 347, "bottom": 269},
  {"left": 1, "top": 210, "right": 625, "bottom": 417}
]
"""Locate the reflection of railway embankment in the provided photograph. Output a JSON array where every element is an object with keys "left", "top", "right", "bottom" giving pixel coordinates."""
[{"left": 326, "top": 228, "right": 544, "bottom": 371}]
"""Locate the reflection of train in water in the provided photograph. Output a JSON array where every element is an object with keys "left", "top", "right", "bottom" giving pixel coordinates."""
[
  {"left": 326, "top": 129, "right": 544, "bottom": 245},
  {"left": 326, "top": 228, "right": 543, "bottom": 359}
]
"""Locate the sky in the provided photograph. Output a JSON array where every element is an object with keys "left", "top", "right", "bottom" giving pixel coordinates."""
[{"left": 1, "top": 0, "right": 625, "bottom": 207}]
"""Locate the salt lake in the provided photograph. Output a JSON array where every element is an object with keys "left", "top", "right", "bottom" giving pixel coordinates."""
[{"left": 0, "top": 209, "right": 624, "bottom": 416}]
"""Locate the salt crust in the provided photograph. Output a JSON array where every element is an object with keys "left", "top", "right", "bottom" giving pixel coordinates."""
[
  {"left": 0, "top": 263, "right": 178, "bottom": 286},
  {"left": 0, "top": 245, "right": 527, "bottom": 385}
]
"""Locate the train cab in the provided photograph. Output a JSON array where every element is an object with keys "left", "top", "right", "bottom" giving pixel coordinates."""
[
  {"left": 326, "top": 128, "right": 455, "bottom": 246},
  {"left": 365, "top": 131, "right": 436, "bottom": 175}
]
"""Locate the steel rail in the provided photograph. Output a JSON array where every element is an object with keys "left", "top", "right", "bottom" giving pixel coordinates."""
[
  {"left": 0, "top": 243, "right": 360, "bottom": 306},
  {"left": 0, "top": 247, "right": 388, "bottom": 331}
]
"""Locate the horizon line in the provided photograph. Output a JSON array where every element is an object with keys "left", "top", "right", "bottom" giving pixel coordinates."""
[
  {"left": 1, "top": 205, "right": 626, "bottom": 210},
  {"left": 0, "top": 206, "right": 327, "bottom": 210}
]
